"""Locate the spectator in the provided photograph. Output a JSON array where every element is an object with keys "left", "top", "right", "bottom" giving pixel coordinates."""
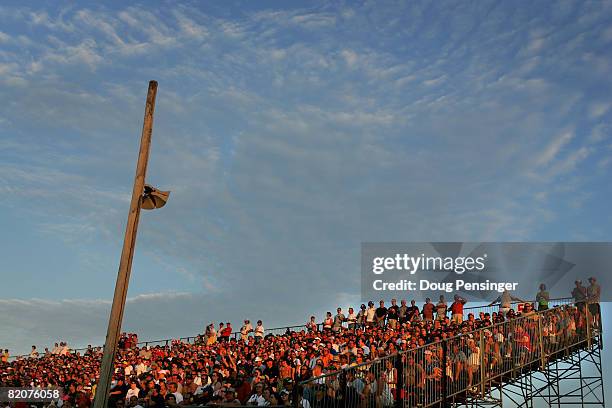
[
  {"left": 346, "top": 307, "right": 357, "bottom": 330},
  {"left": 536, "top": 284, "right": 550, "bottom": 311},
  {"left": 365, "top": 301, "right": 376, "bottom": 327},
  {"left": 422, "top": 298, "right": 435, "bottom": 322},
  {"left": 332, "top": 308, "right": 345, "bottom": 333},
  {"left": 168, "top": 382, "right": 183, "bottom": 404},
  {"left": 434, "top": 296, "right": 447, "bottom": 321},
  {"left": 488, "top": 289, "right": 526, "bottom": 316},
  {"left": 205, "top": 324, "right": 217, "bottom": 345},
  {"left": 387, "top": 299, "right": 399, "bottom": 329},
  {"left": 572, "top": 280, "right": 587, "bottom": 312},
  {"left": 247, "top": 383, "right": 266, "bottom": 406},
  {"left": 587, "top": 277, "right": 601, "bottom": 328},
  {"left": 220, "top": 322, "right": 232, "bottom": 342},
  {"left": 406, "top": 300, "right": 420, "bottom": 323},
  {"left": 398, "top": 299, "right": 408, "bottom": 323},
  {"left": 375, "top": 300, "right": 388, "bottom": 327},
  {"left": 241, "top": 320, "right": 253, "bottom": 341},
  {"left": 305, "top": 316, "right": 317, "bottom": 332},
  {"left": 254, "top": 321, "right": 265, "bottom": 341},
  {"left": 126, "top": 380, "right": 140, "bottom": 401},
  {"left": 449, "top": 295, "right": 467, "bottom": 324},
  {"left": 322, "top": 312, "right": 333, "bottom": 331}
]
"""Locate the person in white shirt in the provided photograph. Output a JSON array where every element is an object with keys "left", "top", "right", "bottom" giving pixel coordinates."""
[
  {"left": 247, "top": 383, "right": 267, "bottom": 406},
  {"left": 346, "top": 308, "right": 357, "bottom": 330},
  {"left": 125, "top": 381, "right": 140, "bottom": 401},
  {"left": 254, "top": 320, "right": 265, "bottom": 341},
  {"left": 124, "top": 362, "right": 134, "bottom": 377},
  {"left": 466, "top": 339, "right": 480, "bottom": 391},
  {"left": 168, "top": 382, "right": 183, "bottom": 404},
  {"left": 240, "top": 320, "right": 253, "bottom": 341},
  {"left": 365, "top": 302, "right": 376, "bottom": 326},
  {"left": 59, "top": 342, "right": 69, "bottom": 355},
  {"left": 135, "top": 358, "right": 148, "bottom": 376},
  {"left": 29, "top": 346, "right": 39, "bottom": 359},
  {"left": 489, "top": 290, "right": 526, "bottom": 317}
]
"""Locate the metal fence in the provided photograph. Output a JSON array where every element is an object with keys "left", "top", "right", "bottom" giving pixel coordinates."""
[
  {"left": 298, "top": 300, "right": 599, "bottom": 408},
  {"left": 5, "top": 297, "right": 575, "bottom": 361}
]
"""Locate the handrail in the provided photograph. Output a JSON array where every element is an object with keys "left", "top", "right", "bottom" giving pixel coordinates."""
[
  {"left": 297, "top": 298, "right": 598, "bottom": 408},
  {"left": 5, "top": 297, "right": 573, "bottom": 361}
]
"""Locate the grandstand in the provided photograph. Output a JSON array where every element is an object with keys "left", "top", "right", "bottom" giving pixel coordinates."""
[{"left": 1, "top": 298, "right": 604, "bottom": 408}]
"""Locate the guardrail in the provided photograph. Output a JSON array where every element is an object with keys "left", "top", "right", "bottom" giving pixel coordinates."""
[
  {"left": 6, "top": 297, "right": 574, "bottom": 361},
  {"left": 296, "top": 299, "right": 599, "bottom": 408}
]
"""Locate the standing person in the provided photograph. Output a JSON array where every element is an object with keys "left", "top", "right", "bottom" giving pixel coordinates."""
[
  {"left": 421, "top": 298, "right": 435, "bottom": 322},
  {"left": 387, "top": 299, "right": 399, "bottom": 329},
  {"left": 323, "top": 312, "right": 333, "bottom": 331},
  {"left": 305, "top": 316, "right": 317, "bottom": 332},
  {"left": 587, "top": 277, "right": 601, "bottom": 329},
  {"left": 357, "top": 304, "right": 367, "bottom": 329},
  {"left": 375, "top": 300, "right": 388, "bottom": 327},
  {"left": 436, "top": 296, "right": 447, "bottom": 321},
  {"left": 254, "top": 320, "right": 265, "bottom": 342},
  {"left": 571, "top": 280, "right": 587, "bottom": 313},
  {"left": 365, "top": 301, "right": 377, "bottom": 327},
  {"left": 488, "top": 290, "right": 526, "bottom": 317},
  {"left": 241, "top": 320, "right": 253, "bottom": 340},
  {"left": 406, "top": 300, "right": 420, "bottom": 323},
  {"left": 449, "top": 295, "right": 467, "bottom": 324},
  {"left": 536, "top": 284, "right": 550, "bottom": 311},
  {"left": 29, "top": 345, "right": 39, "bottom": 358},
  {"left": 346, "top": 307, "right": 358, "bottom": 330},
  {"left": 333, "top": 308, "right": 345, "bottom": 333},
  {"left": 206, "top": 324, "right": 217, "bottom": 346},
  {"left": 398, "top": 299, "right": 408, "bottom": 324}
]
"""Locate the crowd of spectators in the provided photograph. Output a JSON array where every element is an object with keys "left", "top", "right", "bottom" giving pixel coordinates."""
[{"left": 0, "top": 281, "right": 601, "bottom": 408}]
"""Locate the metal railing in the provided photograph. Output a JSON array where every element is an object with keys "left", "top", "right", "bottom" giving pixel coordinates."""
[
  {"left": 297, "top": 299, "right": 599, "bottom": 408},
  {"left": 5, "top": 297, "right": 574, "bottom": 361}
]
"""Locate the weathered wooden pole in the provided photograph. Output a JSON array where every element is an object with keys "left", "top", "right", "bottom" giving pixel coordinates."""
[{"left": 93, "top": 81, "right": 158, "bottom": 408}]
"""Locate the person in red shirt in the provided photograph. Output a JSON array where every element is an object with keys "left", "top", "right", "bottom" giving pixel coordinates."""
[
  {"left": 421, "top": 298, "right": 435, "bottom": 322},
  {"left": 449, "top": 295, "right": 467, "bottom": 324},
  {"left": 220, "top": 322, "right": 232, "bottom": 342}
]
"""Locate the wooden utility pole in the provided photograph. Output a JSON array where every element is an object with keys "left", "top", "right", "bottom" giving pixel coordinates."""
[{"left": 93, "top": 81, "right": 158, "bottom": 408}]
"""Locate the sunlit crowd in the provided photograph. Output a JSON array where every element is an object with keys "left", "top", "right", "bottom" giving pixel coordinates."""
[{"left": 0, "top": 279, "right": 601, "bottom": 408}]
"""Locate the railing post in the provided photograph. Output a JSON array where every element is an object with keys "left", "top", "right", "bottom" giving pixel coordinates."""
[
  {"left": 586, "top": 301, "right": 592, "bottom": 349},
  {"left": 442, "top": 340, "right": 448, "bottom": 406},
  {"left": 479, "top": 330, "right": 486, "bottom": 398},
  {"left": 537, "top": 314, "right": 546, "bottom": 370},
  {"left": 395, "top": 352, "right": 404, "bottom": 408}
]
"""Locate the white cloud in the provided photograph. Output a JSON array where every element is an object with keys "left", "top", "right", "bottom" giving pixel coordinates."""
[
  {"left": 536, "top": 130, "right": 574, "bottom": 167},
  {"left": 338, "top": 50, "right": 357, "bottom": 69},
  {"left": 589, "top": 102, "right": 611, "bottom": 119}
]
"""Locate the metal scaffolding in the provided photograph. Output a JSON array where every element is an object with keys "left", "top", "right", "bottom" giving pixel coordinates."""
[{"left": 455, "top": 331, "right": 604, "bottom": 408}]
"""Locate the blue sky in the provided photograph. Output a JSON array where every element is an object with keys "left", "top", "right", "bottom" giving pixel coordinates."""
[{"left": 1, "top": 1, "right": 611, "bottom": 355}]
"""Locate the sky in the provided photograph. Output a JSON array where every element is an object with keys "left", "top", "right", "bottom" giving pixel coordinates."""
[{"left": 0, "top": 0, "right": 611, "bottom": 362}]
